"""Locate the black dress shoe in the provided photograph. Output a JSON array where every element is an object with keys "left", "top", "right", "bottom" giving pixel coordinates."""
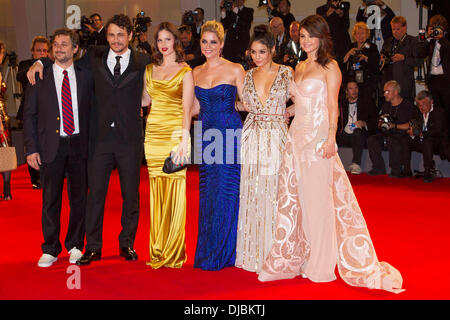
[
  {"left": 119, "top": 247, "right": 138, "bottom": 261},
  {"left": 76, "top": 251, "right": 101, "bottom": 265}
]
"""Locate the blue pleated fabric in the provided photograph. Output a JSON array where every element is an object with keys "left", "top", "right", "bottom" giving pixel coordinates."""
[{"left": 193, "top": 84, "right": 242, "bottom": 271}]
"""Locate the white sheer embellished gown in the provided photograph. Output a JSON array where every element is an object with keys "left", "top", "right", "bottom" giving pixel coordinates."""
[
  {"left": 235, "top": 65, "right": 292, "bottom": 273},
  {"left": 258, "top": 77, "right": 404, "bottom": 294}
]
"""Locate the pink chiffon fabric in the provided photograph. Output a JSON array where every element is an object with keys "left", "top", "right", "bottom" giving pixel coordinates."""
[{"left": 258, "top": 78, "right": 404, "bottom": 294}]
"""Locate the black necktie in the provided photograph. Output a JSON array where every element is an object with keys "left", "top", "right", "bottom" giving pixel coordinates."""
[{"left": 114, "top": 56, "right": 122, "bottom": 80}]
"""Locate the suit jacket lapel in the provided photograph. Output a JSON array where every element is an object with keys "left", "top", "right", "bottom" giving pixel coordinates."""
[{"left": 101, "top": 49, "right": 115, "bottom": 86}]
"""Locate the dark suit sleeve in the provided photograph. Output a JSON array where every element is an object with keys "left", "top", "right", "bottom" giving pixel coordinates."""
[
  {"left": 23, "top": 75, "right": 40, "bottom": 155},
  {"left": 16, "top": 60, "right": 34, "bottom": 84},
  {"left": 221, "top": 10, "right": 237, "bottom": 31},
  {"left": 404, "top": 36, "right": 424, "bottom": 67},
  {"left": 426, "top": 108, "right": 448, "bottom": 138}
]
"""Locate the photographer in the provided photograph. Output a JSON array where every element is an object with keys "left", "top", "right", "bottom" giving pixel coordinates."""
[
  {"left": 380, "top": 16, "right": 424, "bottom": 101},
  {"left": 282, "top": 21, "right": 307, "bottom": 69},
  {"left": 421, "top": 15, "right": 450, "bottom": 139},
  {"left": 181, "top": 8, "right": 204, "bottom": 40},
  {"left": 267, "top": 0, "right": 295, "bottom": 31},
  {"left": 86, "top": 14, "right": 107, "bottom": 46},
  {"left": 132, "top": 11, "right": 152, "bottom": 56},
  {"left": 338, "top": 80, "right": 378, "bottom": 175},
  {"left": 406, "top": 90, "right": 448, "bottom": 182},
  {"left": 316, "top": 0, "right": 352, "bottom": 66},
  {"left": 367, "top": 80, "right": 417, "bottom": 178},
  {"left": 343, "top": 22, "right": 380, "bottom": 101},
  {"left": 178, "top": 25, "right": 204, "bottom": 69},
  {"left": 356, "top": 0, "right": 395, "bottom": 52},
  {"left": 220, "top": 0, "right": 254, "bottom": 63}
]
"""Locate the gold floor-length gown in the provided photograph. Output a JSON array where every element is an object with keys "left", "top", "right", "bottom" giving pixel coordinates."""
[{"left": 144, "top": 64, "right": 191, "bottom": 269}]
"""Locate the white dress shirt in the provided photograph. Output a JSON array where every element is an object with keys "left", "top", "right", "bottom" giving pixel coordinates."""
[{"left": 53, "top": 63, "right": 79, "bottom": 136}]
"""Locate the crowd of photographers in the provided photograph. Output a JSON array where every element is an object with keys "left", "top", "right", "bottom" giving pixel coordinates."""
[{"left": 4, "top": 0, "right": 450, "bottom": 185}]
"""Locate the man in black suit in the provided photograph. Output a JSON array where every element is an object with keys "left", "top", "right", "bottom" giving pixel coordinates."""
[
  {"left": 28, "top": 14, "right": 151, "bottom": 265},
  {"left": 283, "top": 21, "right": 307, "bottom": 69},
  {"left": 316, "top": 0, "right": 352, "bottom": 66},
  {"left": 16, "top": 36, "right": 50, "bottom": 189},
  {"left": 23, "top": 28, "right": 94, "bottom": 268},
  {"left": 356, "top": 0, "right": 395, "bottom": 51},
  {"left": 421, "top": 15, "right": 450, "bottom": 139},
  {"left": 337, "top": 80, "right": 378, "bottom": 174},
  {"left": 380, "top": 16, "right": 424, "bottom": 101},
  {"left": 75, "top": 14, "right": 152, "bottom": 265},
  {"left": 406, "top": 90, "right": 448, "bottom": 182},
  {"left": 220, "top": 0, "right": 254, "bottom": 63},
  {"left": 86, "top": 13, "right": 108, "bottom": 46}
]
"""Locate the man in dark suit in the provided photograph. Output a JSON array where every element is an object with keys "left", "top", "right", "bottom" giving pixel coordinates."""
[
  {"left": 86, "top": 13, "right": 108, "bottom": 46},
  {"left": 220, "top": 0, "right": 254, "bottom": 63},
  {"left": 23, "top": 28, "right": 94, "bottom": 268},
  {"left": 28, "top": 14, "right": 151, "bottom": 265},
  {"left": 267, "top": 0, "right": 296, "bottom": 31},
  {"left": 75, "top": 14, "right": 152, "bottom": 265},
  {"left": 316, "top": 0, "right": 352, "bottom": 66},
  {"left": 406, "top": 90, "right": 448, "bottom": 182},
  {"left": 283, "top": 21, "right": 307, "bottom": 69},
  {"left": 356, "top": 0, "right": 395, "bottom": 51},
  {"left": 337, "top": 80, "right": 378, "bottom": 174},
  {"left": 16, "top": 36, "right": 50, "bottom": 189},
  {"left": 421, "top": 15, "right": 450, "bottom": 139},
  {"left": 380, "top": 16, "right": 424, "bottom": 101}
]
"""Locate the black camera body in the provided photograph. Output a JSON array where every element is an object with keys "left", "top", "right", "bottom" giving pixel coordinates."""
[
  {"left": 223, "top": 0, "right": 234, "bottom": 11},
  {"left": 183, "top": 10, "right": 199, "bottom": 25},
  {"left": 134, "top": 11, "right": 152, "bottom": 34},
  {"left": 379, "top": 114, "right": 394, "bottom": 132},
  {"left": 80, "top": 15, "right": 93, "bottom": 26},
  {"left": 431, "top": 26, "right": 443, "bottom": 38},
  {"left": 328, "top": 0, "right": 350, "bottom": 10}
]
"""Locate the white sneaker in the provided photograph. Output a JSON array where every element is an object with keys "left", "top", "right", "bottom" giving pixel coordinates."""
[
  {"left": 350, "top": 163, "right": 362, "bottom": 175},
  {"left": 38, "top": 254, "right": 57, "bottom": 267},
  {"left": 69, "top": 247, "right": 83, "bottom": 264}
]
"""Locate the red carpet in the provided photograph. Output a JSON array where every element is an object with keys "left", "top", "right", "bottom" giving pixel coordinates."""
[{"left": 1, "top": 164, "right": 449, "bottom": 300}]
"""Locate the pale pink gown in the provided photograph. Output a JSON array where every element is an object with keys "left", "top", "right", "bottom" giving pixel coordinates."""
[{"left": 258, "top": 78, "right": 404, "bottom": 294}]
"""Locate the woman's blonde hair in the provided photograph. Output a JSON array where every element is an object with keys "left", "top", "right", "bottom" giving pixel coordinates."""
[
  {"left": 352, "top": 22, "right": 370, "bottom": 41},
  {"left": 200, "top": 20, "right": 225, "bottom": 43}
]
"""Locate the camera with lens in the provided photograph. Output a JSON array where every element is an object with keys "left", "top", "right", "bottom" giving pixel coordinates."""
[
  {"left": 80, "top": 15, "right": 93, "bottom": 26},
  {"left": 182, "top": 10, "right": 199, "bottom": 25},
  {"left": 349, "top": 49, "right": 364, "bottom": 65},
  {"left": 286, "top": 41, "right": 303, "bottom": 66},
  {"left": 379, "top": 114, "right": 394, "bottom": 132},
  {"left": 258, "top": 0, "right": 281, "bottom": 7},
  {"left": 134, "top": 11, "right": 152, "bottom": 34},
  {"left": 223, "top": 0, "right": 234, "bottom": 11},
  {"left": 78, "top": 15, "right": 93, "bottom": 49},
  {"left": 431, "top": 26, "right": 444, "bottom": 38},
  {"left": 327, "top": 0, "right": 350, "bottom": 10},
  {"left": 4, "top": 51, "right": 18, "bottom": 67}
]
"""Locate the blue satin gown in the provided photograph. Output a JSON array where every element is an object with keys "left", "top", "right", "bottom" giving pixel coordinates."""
[{"left": 193, "top": 84, "right": 242, "bottom": 271}]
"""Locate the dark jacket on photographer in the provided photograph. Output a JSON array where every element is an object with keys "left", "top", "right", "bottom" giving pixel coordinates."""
[
  {"left": 221, "top": 5, "right": 254, "bottom": 63},
  {"left": 88, "top": 27, "right": 108, "bottom": 46},
  {"left": 316, "top": 3, "right": 352, "bottom": 65},
  {"left": 381, "top": 35, "right": 424, "bottom": 100},
  {"left": 268, "top": 8, "right": 296, "bottom": 31},
  {"left": 273, "top": 31, "right": 291, "bottom": 65},
  {"left": 16, "top": 58, "right": 38, "bottom": 121},
  {"left": 338, "top": 95, "right": 378, "bottom": 134},
  {"left": 283, "top": 39, "right": 307, "bottom": 69},
  {"left": 344, "top": 41, "right": 380, "bottom": 100},
  {"left": 356, "top": 4, "right": 395, "bottom": 46},
  {"left": 407, "top": 105, "right": 449, "bottom": 171}
]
